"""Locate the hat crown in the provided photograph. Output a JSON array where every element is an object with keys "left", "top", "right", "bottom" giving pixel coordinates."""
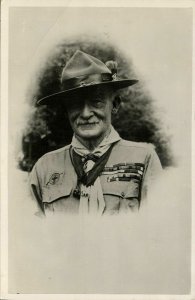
[
  {"left": 61, "top": 50, "right": 111, "bottom": 81},
  {"left": 37, "top": 50, "right": 138, "bottom": 105}
]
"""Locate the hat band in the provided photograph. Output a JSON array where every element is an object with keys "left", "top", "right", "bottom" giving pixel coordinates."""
[{"left": 61, "top": 73, "right": 114, "bottom": 91}]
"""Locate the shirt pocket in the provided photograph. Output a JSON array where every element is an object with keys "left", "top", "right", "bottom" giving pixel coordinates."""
[
  {"left": 42, "top": 183, "right": 72, "bottom": 203},
  {"left": 41, "top": 182, "right": 73, "bottom": 214},
  {"left": 101, "top": 179, "right": 140, "bottom": 214},
  {"left": 120, "top": 180, "right": 140, "bottom": 212}
]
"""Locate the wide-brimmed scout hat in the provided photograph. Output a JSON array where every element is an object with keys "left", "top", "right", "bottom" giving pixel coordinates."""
[{"left": 37, "top": 50, "right": 138, "bottom": 105}]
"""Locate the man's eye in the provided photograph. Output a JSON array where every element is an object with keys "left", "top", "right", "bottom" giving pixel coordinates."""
[
  {"left": 94, "top": 95, "right": 104, "bottom": 102},
  {"left": 67, "top": 99, "right": 81, "bottom": 109},
  {"left": 93, "top": 100, "right": 103, "bottom": 107}
]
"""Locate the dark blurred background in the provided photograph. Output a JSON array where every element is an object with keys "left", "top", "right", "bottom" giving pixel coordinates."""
[{"left": 19, "top": 36, "right": 174, "bottom": 172}]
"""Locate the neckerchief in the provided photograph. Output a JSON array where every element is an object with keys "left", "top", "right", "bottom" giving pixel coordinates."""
[
  {"left": 70, "top": 126, "right": 121, "bottom": 215},
  {"left": 70, "top": 143, "right": 115, "bottom": 187}
]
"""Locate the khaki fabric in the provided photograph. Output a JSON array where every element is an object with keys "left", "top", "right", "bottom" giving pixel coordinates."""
[{"left": 29, "top": 139, "right": 162, "bottom": 216}]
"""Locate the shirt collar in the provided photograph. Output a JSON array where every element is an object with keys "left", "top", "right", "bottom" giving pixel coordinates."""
[{"left": 71, "top": 125, "right": 121, "bottom": 156}]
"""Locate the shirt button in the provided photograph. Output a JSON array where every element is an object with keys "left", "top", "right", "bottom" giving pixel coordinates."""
[{"left": 121, "top": 192, "right": 125, "bottom": 198}]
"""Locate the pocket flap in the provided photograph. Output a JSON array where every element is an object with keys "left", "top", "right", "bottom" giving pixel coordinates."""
[
  {"left": 101, "top": 177, "right": 140, "bottom": 199},
  {"left": 42, "top": 184, "right": 72, "bottom": 203}
]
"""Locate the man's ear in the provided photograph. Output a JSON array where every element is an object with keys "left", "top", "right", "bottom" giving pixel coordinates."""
[{"left": 112, "top": 96, "right": 121, "bottom": 113}]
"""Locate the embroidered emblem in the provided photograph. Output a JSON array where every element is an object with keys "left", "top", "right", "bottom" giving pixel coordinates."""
[{"left": 47, "top": 173, "right": 62, "bottom": 185}]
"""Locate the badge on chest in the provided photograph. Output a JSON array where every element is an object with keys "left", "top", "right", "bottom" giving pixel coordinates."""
[{"left": 101, "top": 163, "right": 145, "bottom": 182}]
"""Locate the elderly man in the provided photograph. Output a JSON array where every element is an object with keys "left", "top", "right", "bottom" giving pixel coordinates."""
[{"left": 30, "top": 50, "right": 162, "bottom": 216}]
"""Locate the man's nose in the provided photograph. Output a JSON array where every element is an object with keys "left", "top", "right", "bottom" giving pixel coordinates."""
[{"left": 80, "top": 103, "right": 93, "bottom": 118}]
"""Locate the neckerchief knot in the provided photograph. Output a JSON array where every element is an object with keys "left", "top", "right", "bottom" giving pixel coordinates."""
[{"left": 82, "top": 153, "right": 99, "bottom": 164}]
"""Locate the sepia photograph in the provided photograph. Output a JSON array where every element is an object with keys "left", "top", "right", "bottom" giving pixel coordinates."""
[{"left": 1, "top": 1, "right": 194, "bottom": 299}]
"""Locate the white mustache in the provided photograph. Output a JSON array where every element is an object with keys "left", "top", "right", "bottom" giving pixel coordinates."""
[{"left": 77, "top": 120, "right": 99, "bottom": 125}]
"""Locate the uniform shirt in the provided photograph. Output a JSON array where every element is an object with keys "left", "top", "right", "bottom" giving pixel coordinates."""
[{"left": 29, "top": 139, "right": 162, "bottom": 216}]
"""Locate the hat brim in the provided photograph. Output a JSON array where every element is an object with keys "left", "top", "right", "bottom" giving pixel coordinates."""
[{"left": 37, "top": 79, "right": 138, "bottom": 106}]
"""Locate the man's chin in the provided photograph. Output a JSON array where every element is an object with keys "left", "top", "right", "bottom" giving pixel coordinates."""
[
  {"left": 78, "top": 133, "right": 100, "bottom": 140},
  {"left": 76, "top": 129, "right": 102, "bottom": 140}
]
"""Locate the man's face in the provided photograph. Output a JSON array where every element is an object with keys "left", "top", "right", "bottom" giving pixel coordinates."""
[{"left": 66, "top": 87, "right": 114, "bottom": 141}]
